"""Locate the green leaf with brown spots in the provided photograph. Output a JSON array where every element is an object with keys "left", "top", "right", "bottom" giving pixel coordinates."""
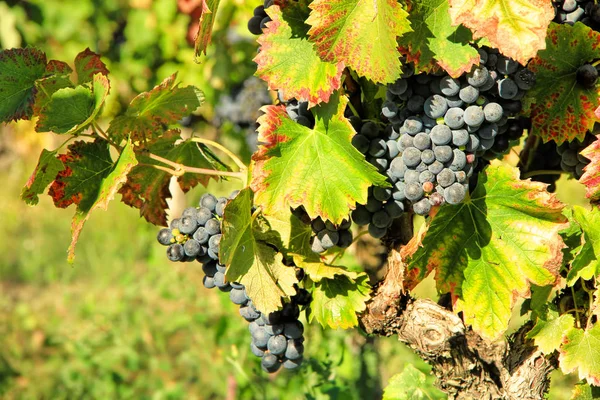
[
  {"left": 525, "top": 23, "right": 600, "bottom": 144},
  {"left": 397, "top": 0, "right": 479, "bottom": 77},
  {"left": 407, "top": 161, "right": 568, "bottom": 339},
  {"left": 221, "top": 188, "right": 298, "bottom": 315},
  {"left": 254, "top": 3, "right": 343, "bottom": 107},
  {"left": 306, "top": 0, "right": 412, "bottom": 83},
  {"left": 560, "top": 324, "right": 600, "bottom": 386},
  {"left": 251, "top": 92, "right": 388, "bottom": 224},
  {"left": 73, "top": 48, "right": 109, "bottom": 85},
  {"left": 21, "top": 149, "right": 65, "bottom": 206}
]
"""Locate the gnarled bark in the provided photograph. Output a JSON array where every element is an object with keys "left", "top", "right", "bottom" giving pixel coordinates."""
[{"left": 359, "top": 213, "right": 555, "bottom": 400}]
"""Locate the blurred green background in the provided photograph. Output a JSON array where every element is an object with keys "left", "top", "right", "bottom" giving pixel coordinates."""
[{"left": 0, "top": 0, "right": 588, "bottom": 398}]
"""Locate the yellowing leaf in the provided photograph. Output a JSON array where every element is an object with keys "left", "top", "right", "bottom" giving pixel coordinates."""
[
  {"left": 306, "top": 0, "right": 412, "bottom": 83},
  {"left": 448, "top": 0, "right": 554, "bottom": 64},
  {"left": 560, "top": 324, "right": 600, "bottom": 386},
  {"left": 527, "top": 313, "right": 575, "bottom": 354},
  {"left": 251, "top": 93, "right": 388, "bottom": 224},
  {"left": 221, "top": 188, "right": 298, "bottom": 315},
  {"left": 255, "top": 4, "right": 343, "bottom": 107},
  {"left": 581, "top": 135, "right": 600, "bottom": 203},
  {"left": 408, "top": 161, "right": 567, "bottom": 339}
]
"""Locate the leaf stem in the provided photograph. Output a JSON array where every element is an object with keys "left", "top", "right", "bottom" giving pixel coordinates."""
[
  {"left": 572, "top": 285, "right": 581, "bottom": 329},
  {"left": 190, "top": 137, "right": 247, "bottom": 171},
  {"left": 522, "top": 170, "right": 563, "bottom": 179},
  {"left": 92, "top": 122, "right": 121, "bottom": 149},
  {"left": 146, "top": 152, "right": 246, "bottom": 181}
]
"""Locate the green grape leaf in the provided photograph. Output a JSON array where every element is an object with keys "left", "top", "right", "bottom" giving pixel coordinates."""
[
  {"left": 407, "top": 162, "right": 567, "bottom": 339},
  {"left": 560, "top": 324, "right": 600, "bottom": 386},
  {"left": 568, "top": 240, "right": 600, "bottom": 285},
  {"left": 397, "top": 0, "right": 479, "bottom": 77},
  {"left": 21, "top": 149, "right": 65, "bottom": 206},
  {"left": 221, "top": 188, "right": 298, "bottom": 315},
  {"left": 574, "top": 205, "right": 600, "bottom": 257},
  {"left": 525, "top": 23, "right": 600, "bottom": 144},
  {"left": 383, "top": 364, "right": 446, "bottom": 400},
  {"left": 251, "top": 93, "right": 388, "bottom": 224},
  {"left": 305, "top": 0, "right": 412, "bottom": 84},
  {"left": 581, "top": 135, "right": 600, "bottom": 203},
  {"left": 194, "top": 0, "right": 221, "bottom": 58},
  {"left": 0, "top": 48, "right": 48, "bottom": 122},
  {"left": 527, "top": 313, "right": 575, "bottom": 354},
  {"left": 254, "top": 3, "right": 343, "bottom": 107},
  {"left": 32, "top": 74, "right": 75, "bottom": 116},
  {"left": 68, "top": 140, "right": 137, "bottom": 262},
  {"left": 73, "top": 48, "right": 109, "bottom": 85},
  {"left": 118, "top": 131, "right": 219, "bottom": 226},
  {"left": 48, "top": 140, "right": 113, "bottom": 212},
  {"left": 35, "top": 74, "right": 110, "bottom": 134},
  {"left": 309, "top": 274, "right": 371, "bottom": 329},
  {"left": 448, "top": 0, "right": 554, "bottom": 65},
  {"left": 107, "top": 73, "right": 204, "bottom": 143},
  {"left": 571, "top": 382, "right": 600, "bottom": 399}
]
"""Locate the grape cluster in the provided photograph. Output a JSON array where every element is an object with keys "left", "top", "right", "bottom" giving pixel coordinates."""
[
  {"left": 557, "top": 133, "right": 595, "bottom": 179},
  {"left": 156, "top": 191, "right": 308, "bottom": 373},
  {"left": 368, "top": 49, "right": 534, "bottom": 215},
  {"left": 248, "top": 0, "right": 274, "bottom": 35},
  {"left": 247, "top": 286, "right": 310, "bottom": 372},
  {"left": 349, "top": 118, "right": 406, "bottom": 238},
  {"left": 290, "top": 207, "right": 354, "bottom": 254},
  {"left": 285, "top": 99, "right": 315, "bottom": 128},
  {"left": 553, "top": 0, "right": 600, "bottom": 29}
]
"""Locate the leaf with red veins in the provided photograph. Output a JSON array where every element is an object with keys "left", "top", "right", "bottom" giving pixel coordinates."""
[
  {"left": 448, "top": 0, "right": 554, "bottom": 64},
  {"left": 255, "top": 4, "right": 344, "bottom": 107},
  {"left": 525, "top": 23, "right": 600, "bottom": 144},
  {"left": 74, "top": 48, "right": 109, "bottom": 85},
  {"left": 48, "top": 140, "right": 113, "bottom": 212},
  {"left": 306, "top": 0, "right": 412, "bottom": 84},
  {"left": 581, "top": 135, "right": 600, "bottom": 203},
  {"left": 251, "top": 93, "right": 389, "bottom": 224}
]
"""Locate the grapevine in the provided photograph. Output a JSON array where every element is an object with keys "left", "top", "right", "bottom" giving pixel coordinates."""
[{"left": 5, "top": 0, "right": 600, "bottom": 398}]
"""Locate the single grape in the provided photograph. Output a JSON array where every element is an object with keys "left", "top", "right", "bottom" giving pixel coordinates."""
[
  {"left": 368, "top": 224, "right": 387, "bottom": 239},
  {"left": 208, "top": 234, "right": 221, "bottom": 249},
  {"left": 515, "top": 69, "right": 536, "bottom": 91},
  {"left": 373, "top": 187, "right": 392, "bottom": 201},
  {"left": 183, "top": 239, "right": 202, "bottom": 257},
  {"left": 382, "top": 101, "right": 399, "bottom": 118},
  {"left": 421, "top": 149, "right": 435, "bottom": 164},
  {"left": 423, "top": 95, "right": 448, "bottom": 119},
  {"left": 205, "top": 219, "right": 221, "bottom": 235},
  {"left": 248, "top": 15, "right": 263, "bottom": 35},
  {"left": 351, "top": 134, "right": 370, "bottom": 154},
  {"left": 405, "top": 182, "right": 424, "bottom": 202},
  {"left": 467, "top": 66, "right": 489, "bottom": 87},
  {"left": 200, "top": 193, "right": 218, "bottom": 211},
  {"left": 464, "top": 106, "right": 484, "bottom": 127},
  {"left": 388, "top": 78, "right": 408, "bottom": 95},
  {"left": 452, "top": 129, "right": 469, "bottom": 147},
  {"left": 285, "top": 339, "right": 304, "bottom": 360},
  {"left": 386, "top": 140, "right": 400, "bottom": 159},
  {"left": 496, "top": 56, "right": 518, "bottom": 75},
  {"left": 311, "top": 218, "right": 326, "bottom": 232},
  {"left": 404, "top": 117, "right": 423, "bottom": 135},
  {"left": 478, "top": 123, "right": 498, "bottom": 139},
  {"left": 365, "top": 197, "right": 383, "bottom": 212},
  {"left": 196, "top": 207, "right": 212, "bottom": 226},
  {"left": 372, "top": 210, "right": 392, "bottom": 229},
  {"left": 430, "top": 125, "right": 452, "bottom": 145},
  {"left": 413, "top": 198, "right": 432, "bottom": 216},
  {"left": 251, "top": 342, "right": 265, "bottom": 357},
  {"left": 317, "top": 229, "right": 339, "bottom": 249},
  {"left": 283, "top": 358, "right": 302, "bottom": 370},
  {"left": 428, "top": 161, "right": 444, "bottom": 175},
  {"left": 283, "top": 321, "right": 304, "bottom": 340},
  {"left": 437, "top": 168, "right": 456, "bottom": 188},
  {"left": 577, "top": 64, "right": 598, "bottom": 89},
  {"left": 446, "top": 95, "right": 464, "bottom": 108},
  {"left": 398, "top": 134, "right": 414, "bottom": 151},
  {"left": 267, "top": 335, "right": 288, "bottom": 355},
  {"left": 203, "top": 275, "right": 216, "bottom": 289},
  {"left": 498, "top": 78, "right": 519, "bottom": 99},
  {"left": 193, "top": 227, "right": 209, "bottom": 244},
  {"left": 440, "top": 76, "right": 461, "bottom": 96},
  {"left": 459, "top": 85, "right": 479, "bottom": 104},
  {"left": 434, "top": 146, "right": 453, "bottom": 163},
  {"left": 444, "top": 108, "right": 465, "bottom": 129},
  {"left": 562, "top": 149, "right": 579, "bottom": 167},
  {"left": 337, "top": 230, "right": 353, "bottom": 248},
  {"left": 407, "top": 95, "right": 425, "bottom": 113},
  {"left": 403, "top": 147, "right": 422, "bottom": 167},
  {"left": 311, "top": 236, "right": 326, "bottom": 253},
  {"left": 393, "top": 181, "right": 407, "bottom": 201},
  {"left": 157, "top": 228, "right": 173, "bottom": 246},
  {"left": 444, "top": 183, "right": 467, "bottom": 204},
  {"left": 450, "top": 149, "right": 467, "bottom": 171},
  {"left": 179, "top": 216, "right": 198, "bottom": 235},
  {"left": 384, "top": 200, "right": 404, "bottom": 218},
  {"left": 240, "top": 304, "right": 262, "bottom": 322},
  {"left": 230, "top": 288, "right": 249, "bottom": 305},
  {"left": 261, "top": 352, "right": 280, "bottom": 372},
  {"left": 352, "top": 206, "right": 372, "bottom": 226},
  {"left": 483, "top": 103, "right": 503, "bottom": 123},
  {"left": 369, "top": 139, "right": 387, "bottom": 157},
  {"left": 413, "top": 132, "right": 432, "bottom": 150},
  {"left": 167, "top": 244, "right": 185, "bottom": 262},
  {"left": 361, "top": 121, "right": 380, "bottom": 138},
  {"left": 404, "top": 169, "right": 420, "bottom": 184}
]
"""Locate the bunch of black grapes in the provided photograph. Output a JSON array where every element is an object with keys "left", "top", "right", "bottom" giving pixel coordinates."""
[
  {"left": 553, "top": 0, "right": 600, "bottom": 29},
  {"left": 350, "top": 49, "right": 534, "bottom": 226},
  {"left": 157, "top": 192, "right": 309, "bottom": 373},
  {"left": 248, "top": 0, "right": 274, "bottom": 35}
]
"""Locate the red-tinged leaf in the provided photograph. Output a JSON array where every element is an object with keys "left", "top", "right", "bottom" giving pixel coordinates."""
[
  {"left": 73, "top": 48, "right": 109, "bottom": 85},
  {"left": 525, "top": 23, "right": 600, "bottom": 144},
  {"left": 255, "top": 3, "right": 344, "bottom": 107},
  {"left": 397, "top": 0, "right": 479, "bottom": 77},
  {"left": 0, "top": 48, "right": 48, "bottom": 123},
  {"left": 193, "top": 0, "right": 221, "bottom": 58},
  {"left": 118, "top": 131, "right": 221, "bottom": 226},
  {"left": 559, "top": 324, "right": 600, "bottom": 386},
  {"left": 48, "top": 140, "right": 113, "bottom": 212},
  {"left": 407, "top": 162, "right": 567, "bottom": 339},
  {"left": 35, "top": 74, "right": 110, "bottom": 134},
  {"left": 45, "top": 60, "right": 72, "bottom": 75},
  {"left": 448, "top": 0, "right": 554, "bottom": 65},
  {"left": 107, "top": 73, "right": 204, "bottom": 143},
  {"left": 306, "top": 0, "right": 412, "bottom": 84},
  {"left": 581, "top": 135, "right": 600, "bottom": 203},
  {"left": 68, "top": 141, "right": 138, "bottom": 262},
  {"left": 251, "top": 93, "right": 389, "bottom": 224},
  {"left": 21, "top": 149, "right": 65, "bottom": 206}
]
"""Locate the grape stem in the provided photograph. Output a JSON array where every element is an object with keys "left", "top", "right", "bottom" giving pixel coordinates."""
[
  {"left": 190, "top": 137, "right": 247, "bottom": 171},
  {"left": 145, "top": 152, "right": 247, "bottom": 182},
  {"left": 521, "top": 170, "right": 563, "bottom": 179}
]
